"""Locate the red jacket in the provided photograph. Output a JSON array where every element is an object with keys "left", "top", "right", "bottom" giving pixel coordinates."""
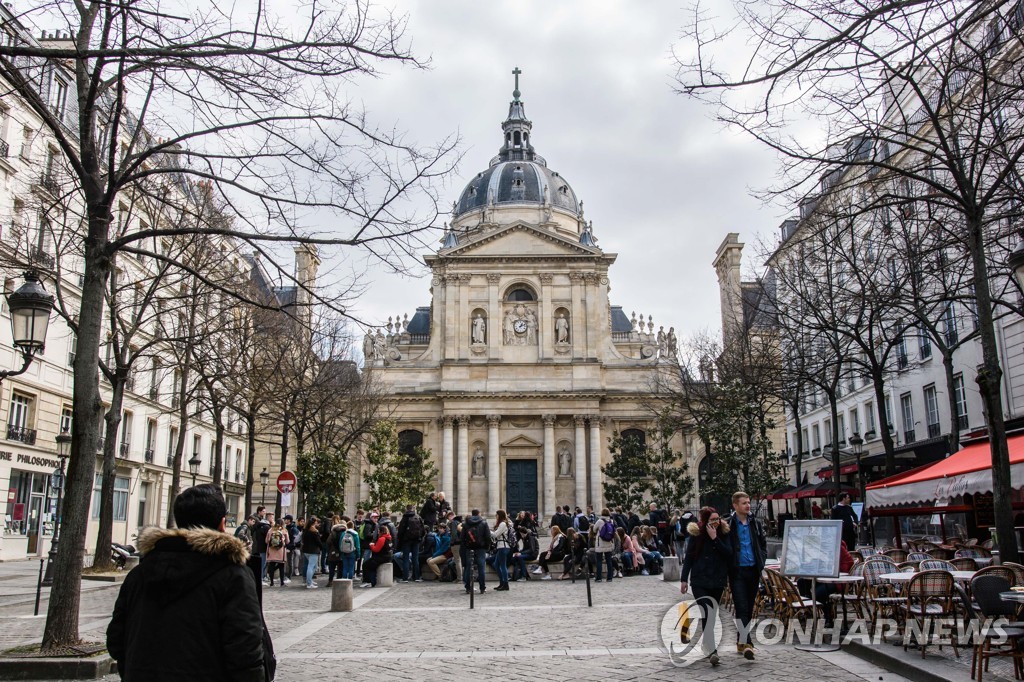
[{"left": 370, "top": 530, "right": 391, "bottom": 554}]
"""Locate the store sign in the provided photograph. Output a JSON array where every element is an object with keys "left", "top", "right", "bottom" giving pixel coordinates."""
[
  {"left": 15, "top": 454, "right": 61, "bottom": 469},
  {"left": 934, "top": 475, "right": 969, "bottom": 499}
]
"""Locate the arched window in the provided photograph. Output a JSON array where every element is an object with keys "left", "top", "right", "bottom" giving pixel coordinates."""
[
  {"left": 506, "top": 288, "right": 535, "bottom": 302},
  {"left": 398, "top": 429, "right": 424, "bottom": 458},
  {"left": 620, "top": 428, "right": 646, "bottom": 458}
]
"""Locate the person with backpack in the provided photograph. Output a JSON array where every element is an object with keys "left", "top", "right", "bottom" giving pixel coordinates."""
[
  {"left": 266, "top": 519, "right": 289, "bottom": 586},
  {"left": 357, "top": 512, "right": 376, "bottom": 577},
  {"left": 397, "top": 504, "right": 426, "bottom": 583},
  {"left": 325, "top": 516, "right": 345, "bottom": 585},
  {"left": 360, "top": 523, "right": 393, "bottom": 588},
  {"left": 339, "top": 521, "right": 360, "bottom": 581},
  {"left": 593, "top": 508, "right": 616, "bottom": 582},
  {"left": 573, "top": 507, "right": 590, "bottom": 533},
  {"left": 460, "top": 508, "right": 490, "bottom": 594}
]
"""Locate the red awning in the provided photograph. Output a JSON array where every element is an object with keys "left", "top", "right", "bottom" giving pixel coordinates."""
[
  {"left": 865, "top": 433, "right": 1024, "bottom": 507},
  {"left": 817, "top": 463, "right": 859, "bottom": 479}
]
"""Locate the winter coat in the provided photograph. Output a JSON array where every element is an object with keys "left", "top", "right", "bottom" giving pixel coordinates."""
[
  {"left": 593, "top": 517, "right": 614, "bottom": 553},
  {"left": 107, "top": 526, "right": 266, "bottom": 681},
  {"left": 724, "top": 512, "right": 767, "bottom": 576},
  {"left": 545, "top": 534, "right": 568, "bottom": 562},
  {"left": 326, "top": 524, "right": 346, "bottom": 564},
  {"left": 398, "top": 510, "right": 425, "bottom": 545},
  {"left": 252, "top": 519, "right": 270, "bottom": 554},
  {"left": 301, "top": 528, "right": 323, "bottom": 555},
  {"left": 681, "top": 520, "right": 733, "bottom": 590},
  {"left": 621, "top": 534, "right": 641, "bottom": 569},
  {"left": 421, "top": 497, "right": 439, "bottom": 528},
  {"left": 431, "top": 533, "right": 452, "bottom": 558},
  {"left": 370, "top": 529, "right": 393, "bottom": 559},
  {"left": 517, "top": 532, "right": 539, "bottom": 559},
  {"left": 493, "top": 521, "right": 512, "bottom": 549},
  {"left": 265, "top": 528, "right": 287, "bottom": 563}
]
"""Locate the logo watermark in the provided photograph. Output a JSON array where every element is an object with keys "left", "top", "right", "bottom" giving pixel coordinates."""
[{"left": 659, "top": 596, "right": 1010, "bottom": 666}]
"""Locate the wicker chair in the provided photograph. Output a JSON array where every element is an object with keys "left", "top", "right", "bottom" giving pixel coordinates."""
[
  {"left": 885, "top": 548, "right": 909, "bottom": 562},
  {"left": 897, "top": 561, "right": 920, "bottom": 572},
  {"left": 982, "top": 539, "right": 995, "bottom": 550},
  {"left": 829, "top": 562, "right": 866, "bottom": 623},
  {"left": 920, "top": 559, "right": 955, "bottom": 572},
  {"left": 766, "top": 568, "right": 820, "bottom": 629},
  {"left": 965, "top": 538, "right": 979, "bottom": 546},
  {"left": 862, "top": 558, "right": 904, "bottom": 632},
  {"left": 956, "top": 547, "right": 991, "bottom": 559},
  {"left": 927, "top": 547, "right": 955, "bottom": 561},
  {"left": 908, "top": 552, "right": 931, "bottom": 562},
  {"left": 1001, "top": 562, "right": 1024, "bottom": 588},
  {"left": 901, "top": 570, "right": 959, "bottom": 659},
  {"left": 950, "top": 557, "right": 978, "bottom": 571},
  {"left": 976, "top": 565, "right": 1017, "bottom": 586},
  {"left": 969, "top": 575, "right": 1024, "bottom": 681}
]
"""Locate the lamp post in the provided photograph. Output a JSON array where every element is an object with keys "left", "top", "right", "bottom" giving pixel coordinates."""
[
  {"left": 1, "top": 272, "right": 54, "bottom": 383},
  {"left": 188, "top": 452, "right": 201, "bottom": 487},
  {"left": 849, "top": 434, "right": 866, "bottom": 545},
  {"left": 41, "top": 431, "right": 71, "bottom": 586},
  {"left": 259, "top": 468, "right": 269, "bottom": 507}
]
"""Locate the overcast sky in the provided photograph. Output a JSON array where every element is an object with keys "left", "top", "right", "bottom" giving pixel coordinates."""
[{"left": 339, "top": 1, "right": 787, "bottom": 340}]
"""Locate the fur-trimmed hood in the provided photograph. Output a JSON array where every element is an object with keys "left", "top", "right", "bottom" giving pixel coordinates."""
[
  {"left": 137, "top": 526, "right": 249, "bottom": 566},
  {"left": 687, "top": 519, "right": 730, "bottom": 537}
]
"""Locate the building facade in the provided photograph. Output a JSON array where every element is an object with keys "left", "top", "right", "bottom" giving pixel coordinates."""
[{"left": 350, "top": 82, "right": 695, "bottom": 518}]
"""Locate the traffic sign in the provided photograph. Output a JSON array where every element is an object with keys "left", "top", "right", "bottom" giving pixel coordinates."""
[{"left": 276, "top": 470, "right": 297, "bottom": 494}]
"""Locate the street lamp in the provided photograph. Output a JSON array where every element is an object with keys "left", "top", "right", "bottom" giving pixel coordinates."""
[
  {"left": 849, "top": 434, "right": 866, "bottom": 544},
  {"left": 187, "top": 452, "right": 201, "bottom": 487},
  {"left": 259, "top": 468, "right": 269, "bottom": 506},
  {"left": 42, "top": 430, "right": 71, "bottom": 586},
  {"left": 1, "top": 272, "right": 54, "bottom": 382},
  {"left": 1008, "top": 239, "right": 1024, "bottom": 292}
]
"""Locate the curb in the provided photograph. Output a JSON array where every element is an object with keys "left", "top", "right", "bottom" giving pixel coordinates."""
[
  {"left": 0, "top": 654, "right": 113, "bottom": 680},
  {"left": 844, "top": 640, "right": 968, "bottom": 682}
]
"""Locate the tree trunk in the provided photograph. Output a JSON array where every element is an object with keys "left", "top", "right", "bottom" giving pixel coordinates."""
[
  {"left": 967, "top": 214, "right": 1018, "bottom": 563},
  {"left": 92, "top": 383, "right": 125, "bottom": 570},
  {"left": 790, "top": 403, "right": 804, "bottom": 517},
  {"left": 42, "top": 211, "right": 111, "bottom": 651},
  {"left": 166, "top": 365, "right": 191, "bottom": 528},
  {"left": 276, "top": 412, "right": 290, "bottom": 517},
  {"left": 829, "top": 397, "right": 841, "bottom": 500},
  {"left": 213, "top": 408, "right": 224, "bottom": 486},
  {"left": 245, "top": 411, "right": 256, "bottom": 514},
  {"left": 941, "top": 352, "right": 961, "bottom": 453},
  {"left": 871, "top": 369, "right": 897, "bottom": 476}
]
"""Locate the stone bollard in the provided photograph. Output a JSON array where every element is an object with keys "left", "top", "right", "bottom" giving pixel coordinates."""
[
  {"left": 124, "top": 556, "right": 141, "bottom": 571},
  {"left": 377, "top": 562, "right": 394, "bottom": 587},
  {"left": 661, "top": 556, "right": 681, "bottom": 582},
  {"left": 331, "top": 579, "right": 354, "bottom": 611}
]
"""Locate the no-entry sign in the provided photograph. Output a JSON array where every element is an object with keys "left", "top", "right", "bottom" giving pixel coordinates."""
[{"left": 276, "top": 470, "right": 297, "bottom": 494}]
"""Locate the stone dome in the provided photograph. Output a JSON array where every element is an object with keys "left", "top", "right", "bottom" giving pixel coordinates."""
[{"left": 453, "top": 160, "right": 581, "bottom": 217}]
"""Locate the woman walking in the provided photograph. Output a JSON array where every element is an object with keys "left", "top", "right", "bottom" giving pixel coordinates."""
[
  {"left": 679, "top": 507, "right": 732, "bottom": 667},
  {"left": 492, "top": 509, "right": 513, "bottom": 591},
  {"left": 302, "top": 517, "right": 324, "bottom": 589}
]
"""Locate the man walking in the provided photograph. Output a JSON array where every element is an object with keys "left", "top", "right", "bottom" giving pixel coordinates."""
[
  {"left": 253, "top": 506, "right": 271, "bottom": 584},
  {"left": 107, "top": 484, "right": 269, "bottom": 680},
  {"left": 831, "top": 493, "right": 859, "bottom": 550},
  {"left": 398, "top": 503, "right": 426, "bottom": 582},
  {"left": 725, "top": 491, "right": 766, "bottom": 660},
  {"left": 461, "top": 509, "right": 490, "bottom": 594}
]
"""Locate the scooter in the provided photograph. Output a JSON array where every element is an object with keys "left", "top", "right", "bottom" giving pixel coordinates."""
[{"left": 112, "top": 541, "right": 139, "bottom": 570}]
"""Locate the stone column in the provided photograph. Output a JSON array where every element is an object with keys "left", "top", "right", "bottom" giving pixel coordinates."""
[
  {"left": 441, "top": 416, "right": 454, "bottom": 501},
  {"left": 543, "top": 414, "right": 556, "bottom": 520},
  {"left": 539, "top": 272, "right": 552, "bottom": 360},
  {"left": 487, "top": 274, "right": 501, "bottom": 360},
  {"left": 487, "top": 415, "right": 501, "bottom": 513},
  {"left": 569, "top": 271, "right": 585, "bottom": 358},
  {"left": 574, "top": 415, "right": 587, "bottom": 509},
  {"left": 456, "top": 415, "right": 470, "bottom": 514},
  {"left": 589, "top": 415, "right": 602, "bottom": 510}
]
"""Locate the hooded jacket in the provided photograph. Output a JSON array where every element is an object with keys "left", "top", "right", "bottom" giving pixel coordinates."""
[
  {"left": 107, "top": 526, "right": 266, "bottom": 681},
  {"left": 680, "top": 519, "right": 733, "bottom": 590}
]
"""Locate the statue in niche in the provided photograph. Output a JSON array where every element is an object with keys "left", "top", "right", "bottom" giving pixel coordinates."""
[
  {"left": 558, "top": 444, "right": 572, "bottom": 477},
  {"left": 472, "top": 313, "right": 487, "bottom": 344},
  {"left": 503, "top": 308, "right": 516, "bottom": 344},
  {"left": 525, "top": 307, "right": 537, "bottom": 344},
  {"left": 555, "top": 313, "right": 570, "bottom": 344},
  {"left": 472, "top": 446, "right": 485, "bottom": 477}
]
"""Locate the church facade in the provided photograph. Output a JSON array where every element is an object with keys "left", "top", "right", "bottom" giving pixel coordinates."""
[{"left": 353, "top": 77, "right": 696, "bottom": 518}]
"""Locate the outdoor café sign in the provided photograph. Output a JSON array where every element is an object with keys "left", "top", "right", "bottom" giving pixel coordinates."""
[{"left": 934, "top": 475, "right": 970, "bottom": 499}]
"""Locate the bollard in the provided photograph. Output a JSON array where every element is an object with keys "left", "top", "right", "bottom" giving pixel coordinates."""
[
  {"left": 377, "top": 562, "right": 394, "bottom": 587},
  {"left": 468, "top": 550, "right": 474, "bottom": 609},
  {"left": 331, "top": 579, "right": 354, "bottom": 612},
  {"left": 33, "top": 559, "right": 43, "bottom": 616},
  {"left": 662, "top": 556, "right": 681, "bottom": 582}
]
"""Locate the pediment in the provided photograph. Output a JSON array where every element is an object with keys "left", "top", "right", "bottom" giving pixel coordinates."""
[
  {"left": 501, "top": 434, "right": 542, "bottom": 448},
  {"left": 443, "top": 223, "right": 599, "bottom": 258}
]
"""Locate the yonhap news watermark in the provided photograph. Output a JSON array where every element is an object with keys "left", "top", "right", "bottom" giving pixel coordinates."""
[{"left": 658, "top": 598, "right": 1011, "bottom": 667}]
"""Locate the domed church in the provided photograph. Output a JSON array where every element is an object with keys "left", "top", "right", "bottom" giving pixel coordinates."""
[{"left": 353, "top": 70, "right": 693, "bottom": 518}]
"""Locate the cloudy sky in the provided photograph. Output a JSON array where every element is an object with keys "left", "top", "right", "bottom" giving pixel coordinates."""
[{"left": 339, "top": 1, "right": 787, "bottom": 340}]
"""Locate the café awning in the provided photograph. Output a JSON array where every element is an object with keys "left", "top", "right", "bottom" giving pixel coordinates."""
[{"left": 865, "top": 433, "right": 1024, "bottom": 508}]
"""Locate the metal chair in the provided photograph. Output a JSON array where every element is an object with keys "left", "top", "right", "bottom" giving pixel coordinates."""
[
  {"left": 920, "top": 559, "right": 955, "bottom": 572},
  {"left": 969, "top": 575, "right": 1024, "bottom": 681},
  {"left": 950, "top": 557, "right": 978, "bottom": 571},
  {"left": 901, "top": 570, "right": 959, "bottom": 659}
]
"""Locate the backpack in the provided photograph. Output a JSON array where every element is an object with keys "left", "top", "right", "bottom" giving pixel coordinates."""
[
  {"left": 340, "top": 530, "right": 357, "bottom": 554},
  {"left": 466, "top": 519, "right": 491, "bottom": 549},
  {"left": 269, "top": 529, "right": 284, "bottom": 548},
  {"left": 406, "top": 515, "right": 424, "bottom": 540},
  {"left": 576, "top": 514, "right": 590, "bottom": 532},
  {"left": 440, "top": 559, "right": 457, "bottom": 582},
  {"left": 599, "top": 519, "right": 615, "bottom": 542}
]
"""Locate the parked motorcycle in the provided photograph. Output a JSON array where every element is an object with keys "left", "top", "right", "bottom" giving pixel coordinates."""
[{"left": 112, "top": 541, "right": 139, "bottom": 570}]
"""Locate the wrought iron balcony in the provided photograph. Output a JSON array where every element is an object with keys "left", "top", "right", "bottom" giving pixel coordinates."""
[
  {"left": 0, "top": 139, "right": 9, "bottom": 158},
  {"left": 119, "top": 441, "right": 130, "bottom": 458},
  {"left": 957, "top": 414, "right": 969, "bottom": 431},
  {"left": 144, "top": 448, "right": 154, "bottom": 463},
  {"left": 38, "top": 173, "right": 59, "bottom": 195},
  {"left": 6, "top": 424, "right": 36, "bottom": 445},
  {"left": 904, "top": 429, "right": 916, "bottom": 444},
  {"left": 166, "top": 455, "right": 174, "bottom": 468},
  {"left": 28, "top": 247, "right": 54, "bottom": 269},
  {"left": 927, "top": 423, "right": 941, "bottom": 438}
]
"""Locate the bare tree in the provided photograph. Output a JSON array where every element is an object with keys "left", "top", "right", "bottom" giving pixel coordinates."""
[{"left": 677, "top": 0, "right": 1024, "bottom": 561}]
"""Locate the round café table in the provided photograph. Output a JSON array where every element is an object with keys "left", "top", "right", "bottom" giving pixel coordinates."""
[
  {"left": 1001, "top": 590, "right": 1024, "bottom": 603},
  {"left": 880, "top": 570, "right": 976, "bottom": 583}
]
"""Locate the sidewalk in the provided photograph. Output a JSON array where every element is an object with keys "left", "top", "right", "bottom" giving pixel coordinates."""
[{"left": 847, "top": 634, "right": 1018, "bottom": 682}]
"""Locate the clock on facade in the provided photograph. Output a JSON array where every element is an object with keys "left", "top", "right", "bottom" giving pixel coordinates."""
[{"left": 513, "top": 319, "right": 528, "bottom": 334}]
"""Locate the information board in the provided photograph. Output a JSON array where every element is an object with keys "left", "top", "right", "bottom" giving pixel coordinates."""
[{"left": 779, "top": 519, "right": 844, "bottom": 578}]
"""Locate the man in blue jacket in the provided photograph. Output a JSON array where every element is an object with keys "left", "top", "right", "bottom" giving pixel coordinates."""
[{"left": 725, "top": 491, "right": 767, "bottom": 661}]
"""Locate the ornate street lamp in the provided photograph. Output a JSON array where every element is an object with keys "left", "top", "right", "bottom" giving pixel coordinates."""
[
  {"left": 259, "top": 468, "right": 269, "bottom": 506},
  {"left": 849, "top": 434, "right": 866, "bottom": 545},
  {"left": 1, "top": 272, "right": 54, "bottom": 381},
  {"left": 188, "top": 453, "right": 201, "bottom": 487},
  {"left": 42, "top": 430, "right": 71, "bottom": 586}
]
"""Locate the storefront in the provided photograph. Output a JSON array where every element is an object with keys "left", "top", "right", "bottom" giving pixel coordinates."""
[{"left": 1, "top": 447, "right": 65, "bottom": 561}]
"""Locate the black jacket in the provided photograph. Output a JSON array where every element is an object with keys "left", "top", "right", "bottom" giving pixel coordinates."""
[
  {"left": 107, "top": 527, "right": 266, "bottom": 681},
  {"left": 252, "top": 518, "right": 270, "bottom": 554},
  {"left": 421, "top": 497, "right": 438, "bottom": 528},
  {"left": 724, "top": 512, "right": 767, "bottom": 575},
  {"left": 301, "top": 528, "right": 323, "bottom": 554},
  {"left": 398, "top": 510, "right": 425, "bottom": 544},
  {"left": 831, "top": 504, "right": 859, "bottom": 535},
  {"left": 680, "top": 520, "right": 733, "bottom": 590}
]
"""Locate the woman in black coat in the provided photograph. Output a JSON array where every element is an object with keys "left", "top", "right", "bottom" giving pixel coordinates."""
[{"left": 679, "top": 507, "right": 732, "bottom": 666}]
